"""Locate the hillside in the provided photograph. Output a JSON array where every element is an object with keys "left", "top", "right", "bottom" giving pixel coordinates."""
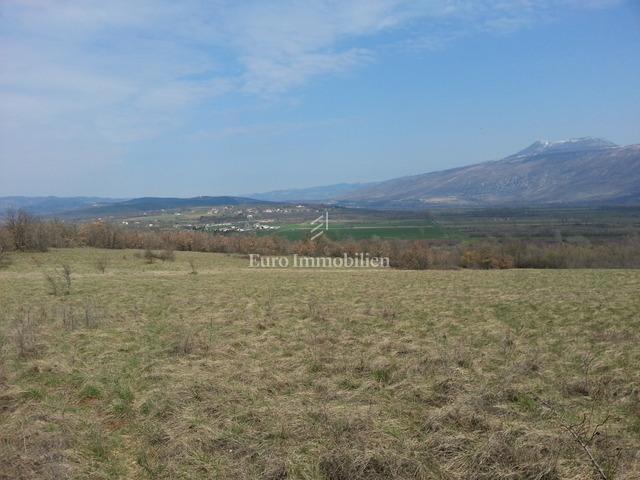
[
  {"left": 249, "top": 182, "right": 378, "bottom": 202},
  {"left": 0, "top": 196, "right": 124, "bottom": 215},
  {"left": 56, "top": 196, "right": 273, "bottom": 218},
  {"left": 342, "top": 138, "right": 640, "bottom": 208}
]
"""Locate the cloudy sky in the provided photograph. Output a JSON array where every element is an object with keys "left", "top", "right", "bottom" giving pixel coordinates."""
[{"left": 1, "top": 0, "right": 639, "bottom": 197}]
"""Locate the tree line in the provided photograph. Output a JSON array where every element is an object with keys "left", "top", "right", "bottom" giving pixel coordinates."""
[{"left": 1, "top": 209, "right": 640, "bottom": 269}]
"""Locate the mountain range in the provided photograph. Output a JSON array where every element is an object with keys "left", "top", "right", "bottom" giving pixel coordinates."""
[
  {"left": 2, "top": 137, "right": 639, "bottom": 215},
  {"left": 339, "top": 137, "right": 640, "bottom": 208},
  {"left": 0, "top": 196, "right": 272, "bottom": 218},
  {"left": 0, "top": 196, "right": 124, "bottom": 215},
  {"left": 56, "top": 196, "right": 273, "bottom": 218},
  {"left": 248, "top": 182, "right": 378, "bottom": 203}
]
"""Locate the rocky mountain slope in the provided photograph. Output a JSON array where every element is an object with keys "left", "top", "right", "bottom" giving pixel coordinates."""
[{"left": 341, "top": 138, "right": 640, "bottom": 208}]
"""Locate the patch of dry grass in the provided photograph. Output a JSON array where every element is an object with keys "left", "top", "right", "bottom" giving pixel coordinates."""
[{"left": 0, "top": 248, "right": 639, "bottom": 479}]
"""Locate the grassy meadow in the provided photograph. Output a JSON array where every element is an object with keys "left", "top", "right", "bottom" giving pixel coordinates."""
[
  {"left": 1, "top": 248, "right": 639, "bottom": 479},
  {"left": 264, "top": 219, "right": 456, "bottom": 241}
]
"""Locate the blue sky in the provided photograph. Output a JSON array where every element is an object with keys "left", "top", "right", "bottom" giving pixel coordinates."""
[{"left": 1, "top": 0, "right": 639, "bottom": 197}]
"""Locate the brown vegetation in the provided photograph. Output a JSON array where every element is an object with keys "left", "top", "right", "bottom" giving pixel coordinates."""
[
  {"left": 0, "top": 248, "right": 638, "bottom": 478},
  {"left": 2, "top": 209, "right": 640, "bottom": 269}
]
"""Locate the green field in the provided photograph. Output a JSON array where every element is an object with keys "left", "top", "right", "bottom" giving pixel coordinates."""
[
  {"left": 1, "top": 248, "right": 639, "bottom": 479},
  {"left": 432, "top": 207, "right": 640, "bottom": 240},
  {"left": 264, "top": 220, "right": 459, "bottom": 241}
]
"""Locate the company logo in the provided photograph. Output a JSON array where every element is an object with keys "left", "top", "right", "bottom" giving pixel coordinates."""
[
  {"left": 309, "top": 210, "right": 329, "bottom": 241},
  {"left": 247, "top": 210, "right": 390, "bottom": 269}
]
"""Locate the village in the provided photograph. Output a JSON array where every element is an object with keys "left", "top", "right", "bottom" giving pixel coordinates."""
[{"left": 112, "top": 204, "right": 325, "bottom": 233}]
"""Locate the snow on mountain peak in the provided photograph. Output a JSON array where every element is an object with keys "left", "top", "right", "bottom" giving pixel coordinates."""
[{"left": 513, "top": 137, "right": 617, "bottom": 157}]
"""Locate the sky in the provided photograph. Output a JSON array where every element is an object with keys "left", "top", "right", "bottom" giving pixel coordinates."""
[{"left": 1, "top": 0, "right": 639, "bottom": 197}]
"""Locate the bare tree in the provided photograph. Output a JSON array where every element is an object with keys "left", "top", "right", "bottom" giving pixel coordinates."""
[
  {"left": 541, "top": 398, "right": 611, "bottom": 480},
  {"left": 3, "top": 209, "right": 48, "bottom": 251},
  {"left": 4, "top": 209, "right": 30, "bottom": 250}
]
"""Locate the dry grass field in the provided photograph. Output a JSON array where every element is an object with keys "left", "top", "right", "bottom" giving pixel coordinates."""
[{"left": 1, "top": 248, "right": 639, "bottom": 479}]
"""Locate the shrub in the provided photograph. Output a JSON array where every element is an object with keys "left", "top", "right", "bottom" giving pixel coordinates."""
[
  {"left": 395, "top": 242, "right": 431, "bottom": 269},
  {"left": 43, "top": 264, "right": 72, "bottom": 296},
  {"left": 95, "top": 256, "right": 109, "bottom": 273},
  {"left": 188, "top": 259, "right": 198, "bottom": 274},
  {"left": 157, "top": 249, "right": 175, "bottom": 261},
  {"left": 0, "top": 246, "right": 12, "bottom": 269},
  {"left": 139, "top": 248, "right": 175, "bottom": 263},
  {"left": 143, "top": 248, "right": 156, "bottom": 264},
  {"left": 10, "top": 309, "right": 41, "bottom": 359},
  {"left": 6, "top": 217, "right": 640, "bottom": 270},
  {"left": 460, "top": 243, "right": 514, "bottom": 269}
]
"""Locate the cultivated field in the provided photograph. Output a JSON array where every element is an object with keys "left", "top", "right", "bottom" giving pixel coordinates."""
[
  {"left": 1, "top": 249, "right": 639, "bottom": 479},
  {"left": 265, "top": 219, "right": 455, "bottom": 241}
]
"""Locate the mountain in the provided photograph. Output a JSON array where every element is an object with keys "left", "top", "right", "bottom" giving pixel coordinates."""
[
  {"left": 57, "top": 196, "right": 273, "bottom": 218},
  {"left": 102, "top": 196, "right": 270, "bottom": 211},
  {"left": 511, "top": 137, "right": 617, "bottom": 157},
  {"left": 249, "top": 182, "right": 378, "bottom": 202},
  {"left": 0, "top": 196, "right": 124, "bottom": 215},
  {"left": 341, "top": 138, "right": 640, "bottom": 208}
]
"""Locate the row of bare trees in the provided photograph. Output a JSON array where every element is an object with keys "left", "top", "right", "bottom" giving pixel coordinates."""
[
  {"left": 0, "top": 209, "right": 78, "bottom": 252},
  {"left": 2, "top": 209, "right": 640, "bottom": 269}
]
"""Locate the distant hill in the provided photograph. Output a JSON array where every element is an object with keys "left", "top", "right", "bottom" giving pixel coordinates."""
[
  {"left": 0, "top": 196, "right": 124, "bottom": 215},
  {"left": 105, "top": 196, "right": 271, "bottom": 211},
  {"left": 7, "top": 137, "right": 638, "bottom": 216},
  {"left": 249, "top": 182, "right": 378, "bottom": 202},
  {"left": 56, "top": 196, "right": 273, "bottom": 218},
  {"left": 341, "top": 138, "right": 640, "bottom": 208}
]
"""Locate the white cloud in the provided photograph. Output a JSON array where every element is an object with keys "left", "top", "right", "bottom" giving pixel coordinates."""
[
  {"left": 241, "top": 48, "right": 373, "bottom": 94},
  {"left": 134, "top": 78, "right": 235, "bottom": 111},
  {"left": 0, "top": 0, "right": 627, "bottom": 193},
  {"left": 1, "top": 1, "right": 623, "bottom": 117}
]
